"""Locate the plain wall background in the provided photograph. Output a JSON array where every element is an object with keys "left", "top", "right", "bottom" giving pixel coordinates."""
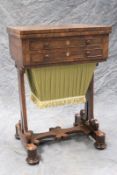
[{"left": 0, "top": 1, "right": 117, "bottom": 175}]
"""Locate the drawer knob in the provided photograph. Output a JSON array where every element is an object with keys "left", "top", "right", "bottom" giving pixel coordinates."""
[
  {"left": 44, "top": 42, "right": 49, "bottom": 48},
  {"left": 44, "top": 54, "right": 49, "bottom": 58},
  {"left": 85, "top": 40, "right": 91, "bottom": 44},
  {"left": 86, "top": 51, "right": 91, "bottom": 54},
  {"left": 66, "top": 52, "right": 70, "bottom": 57},
  {"left": 66, "top": 40, "right": 70, "bottom": 46}
]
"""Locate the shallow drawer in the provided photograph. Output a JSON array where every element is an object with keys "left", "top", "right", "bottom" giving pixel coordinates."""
[
  {"left": 30, "top": 48, "right": 83, "bottom": 64},
  {"left": 30, "top": 46, "right": 103, "bottom": 65},
  {"left": 85, "top": 48, "right": 103, "bottom": 56},
  {"left": 29, "top": 36, "right": 102, "bottom": 51}
]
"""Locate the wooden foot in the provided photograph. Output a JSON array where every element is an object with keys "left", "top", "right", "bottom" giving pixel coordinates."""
[
  {"left": 15, "top": 110, "right": 106, "bottom": 165},
  {"left": 94, "top": 131, "right": 106, "bottom": 150},
  {"left": 94, "top": 142, "right": 106, "bottom": 150},
  {"left": 26, "top": 144, "right": 40, "bottom": 165},
  {"left": 15, "top": 122, "right": 40, "bottom": 165},
  {"left": 89, "top": 119, "right": 106, "bottom": 150},
  {"left": 74, "top": 110, "right": 106, "bottom": 150}
]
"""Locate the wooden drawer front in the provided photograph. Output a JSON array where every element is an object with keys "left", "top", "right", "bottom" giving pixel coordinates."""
[
  {"left": 30, "top": 38, "right": 84, "bottom": 50},
  {"left": 29, "top": 36, "right": 105, "bottom": 65},
  {"left": 30, "top": 48, "right": 83, "bottom": 64},
  {"left": 85, "top": 48, "right": 103, "bottom": 59},
  {"left": 30, "top": 47, "right": 103, "bottom": 65},
  {"left": 29, "top": 36, "right": 102, "bottom": 51}
]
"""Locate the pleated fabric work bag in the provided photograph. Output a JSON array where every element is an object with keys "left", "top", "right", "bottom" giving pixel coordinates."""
[{"left": 26, "top": 63, "right": 96, "bottom": 108}]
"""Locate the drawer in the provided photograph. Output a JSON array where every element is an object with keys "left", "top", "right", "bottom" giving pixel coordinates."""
[
  {"left": 29, "top": 37, "right": 84, "bottom": 50},
  {"left": 30, "top": 48, "right": 84, "bottom": 64},
  {"left": 29, "top": 36, "right": 102, "bottom": 51},
  {"left": 8, "top": 25, "right": 111, "bottom": 68},
  {"left": 85, "top": 48, "right": 103, "bottom": 57},
  {"left": 26, "top": 35, "right": 109, "bottom": 66},
  {"left": 30, "top": 46, "right": 103, "bottom": 65}
]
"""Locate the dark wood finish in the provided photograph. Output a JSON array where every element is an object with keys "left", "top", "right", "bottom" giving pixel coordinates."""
[
  {"left": 17, "top": 69, "right": 28, "bottom": 132},
  {"left": 7, "top": 24, "right": 111, "bottom": 68},
  {"left": 85, "top": 74, "right": 94, "bottom": 120},
  {"left": 8, "top": 34, "right": 108, "bottom": 67},
  {"left": 7, "top": 24, "right": 112, "bottom": 165},
  {"left": 15, "top": 107, "right": 106, "bottom": 165},
  {"left": 7, "top": 24, "right": 111, "bottom": 37}
]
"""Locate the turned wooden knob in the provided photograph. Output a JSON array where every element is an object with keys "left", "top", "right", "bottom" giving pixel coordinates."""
[
  {"left": 66, "top": 51, "right": 70, "bottom": 57},
  {"left": 86, "top": 51, "right": 91, "bottom": 55},
  {"left": 44, "top": 42, "right": 49, "bottom": 48},
  {"left": 66, "top": 40, "right": 70, "bottom": 46},
  {"left": 85, "top": 39, "right": 91, "bottom": 44},
  {"left": 44, "top": 54, "right": 49, "bottom": 59}
]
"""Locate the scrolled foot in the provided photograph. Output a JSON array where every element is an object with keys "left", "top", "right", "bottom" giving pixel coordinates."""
[{"left": 26, "top": 144, "right": 40, "bottom": 165}]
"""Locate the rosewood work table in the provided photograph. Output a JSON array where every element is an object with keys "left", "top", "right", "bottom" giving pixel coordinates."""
[{"left": 7, "top": 24, "right": 112, "bottom": 165}]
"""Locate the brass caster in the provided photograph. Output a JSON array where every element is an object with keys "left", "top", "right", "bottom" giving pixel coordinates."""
[
  {"left": 26, "top": 156, "right": 40, "bottom": 165},
  {"left": 94, "top": 142, "right": 106, "bottom": 150}
]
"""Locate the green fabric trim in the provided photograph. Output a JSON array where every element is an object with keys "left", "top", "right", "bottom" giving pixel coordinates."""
[{"left": 26, "top": 63, "right": 96, "bottom": 108}]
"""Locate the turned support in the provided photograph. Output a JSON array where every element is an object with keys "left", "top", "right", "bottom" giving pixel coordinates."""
[
  {"left": 85, "top": 74, "right": 94, "bottom": 120},
  {"left": 17, "top": 68, "right": 28, "bottom": 132}
]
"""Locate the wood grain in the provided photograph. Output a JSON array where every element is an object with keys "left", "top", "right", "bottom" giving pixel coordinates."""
[
  {"left": 7, "top": 25, "right": 111, "bottom": 68},
  {"left": 7, "top": 24, "right": 112, "bottom": 165}
]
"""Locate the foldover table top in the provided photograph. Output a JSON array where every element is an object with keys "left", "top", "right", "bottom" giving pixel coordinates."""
[
  {"left": 7, "top": 24, "right": 112, "bottom": 37},
  {"left": 7, "top": 24, "right": 112, "bottom": 68}
]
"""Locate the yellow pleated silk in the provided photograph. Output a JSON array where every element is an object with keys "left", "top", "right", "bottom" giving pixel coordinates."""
[{"left": 26, "top": 63, "right": 96, "bottom": 108}]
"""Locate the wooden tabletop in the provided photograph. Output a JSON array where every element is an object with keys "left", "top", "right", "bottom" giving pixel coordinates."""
[{"left": 7, "top": 24, "right": 112, "bottom": 37}]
